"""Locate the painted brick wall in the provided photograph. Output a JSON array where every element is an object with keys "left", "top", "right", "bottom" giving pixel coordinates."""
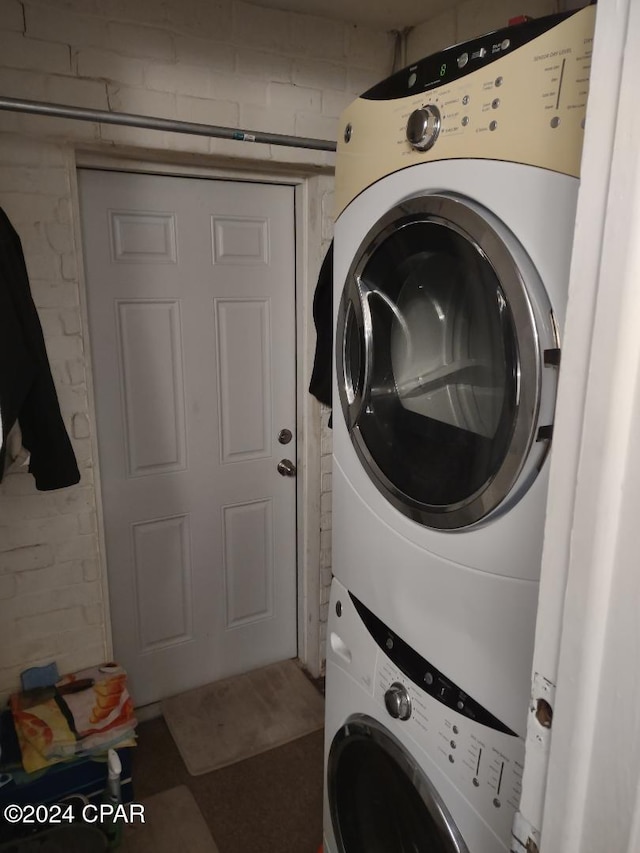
[{"left": 0, "top": 0, "right": 393, "bottom": 703}]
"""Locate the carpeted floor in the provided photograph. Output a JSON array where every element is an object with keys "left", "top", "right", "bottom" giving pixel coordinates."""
[
  {"left": 122, "top": 786, "right": 220, "bottom": 852},
  {"left": 131, "top": 712, "right": 325, "bottom": 853}
]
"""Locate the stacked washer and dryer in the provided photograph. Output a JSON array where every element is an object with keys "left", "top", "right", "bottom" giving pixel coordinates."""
[{"left": 323, "top": 6, "right": 596, "bottom": 853}]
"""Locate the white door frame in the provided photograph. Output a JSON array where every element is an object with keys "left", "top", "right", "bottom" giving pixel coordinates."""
[
  {"left": 70, "top": 149, "right": 330, "bottom": 696},
  {"left": 516, "top": 1, "right": 640, "bottom": 850}
]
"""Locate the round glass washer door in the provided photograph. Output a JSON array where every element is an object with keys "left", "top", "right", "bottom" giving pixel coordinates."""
[
  {"left": 328, "top": 714, "right": 469, "bottom": 853},
  {"left": 337, "top": 194, "right": 555, "bottom": 530}
]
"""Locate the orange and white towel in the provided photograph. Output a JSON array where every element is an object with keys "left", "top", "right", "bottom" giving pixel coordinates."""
[{"left": 10, "top": 663, "right": 137, "bottom": 773}]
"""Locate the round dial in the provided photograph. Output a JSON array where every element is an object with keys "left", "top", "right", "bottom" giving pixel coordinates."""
[
  {"left": 384, "top": 682, "right": 412, "bottom": 721},
  {"left": 406, "top": 104, "right": 441, "bottom": 152}
]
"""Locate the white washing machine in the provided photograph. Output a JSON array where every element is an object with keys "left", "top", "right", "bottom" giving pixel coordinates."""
[
  {"left": 324, "top": 577, "right": 525, "bottom": 853},
  {"left": 330, "top": 7, "right": 596, "bottom": 737}
]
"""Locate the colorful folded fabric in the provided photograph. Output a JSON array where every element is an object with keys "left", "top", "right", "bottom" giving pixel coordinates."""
[{"left": 10, "top": 664, "right": 137, "bottom": 773}]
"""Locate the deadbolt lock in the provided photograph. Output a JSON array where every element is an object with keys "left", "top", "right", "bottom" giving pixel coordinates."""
[{"left": 278, "top": 428, "right": 293, "bottom": 445}]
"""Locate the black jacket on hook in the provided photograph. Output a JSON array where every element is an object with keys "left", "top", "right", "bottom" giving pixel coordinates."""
[
  {"left": 0, "top": 207, "right": 80, "bottom": 490},
  {"left": 309, "top": 241, "right": 333, "bottom": 416}
]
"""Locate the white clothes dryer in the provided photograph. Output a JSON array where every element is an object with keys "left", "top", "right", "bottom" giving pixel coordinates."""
[
  {"left": 324, "top": 577, "right": 525, "bottom": 853},
  {"left": 331, "top": 7, "right": 596, "bottom": 736}
]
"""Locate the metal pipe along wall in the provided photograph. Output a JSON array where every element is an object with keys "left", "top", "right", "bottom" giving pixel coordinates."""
[{"left": 0, "top": 96, "right": 338, "bottom": 153}]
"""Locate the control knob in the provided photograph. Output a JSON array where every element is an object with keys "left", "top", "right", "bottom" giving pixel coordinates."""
[
  {"left": 384, "top": 682, "right": 412, "bottom": 721},
  {"left": 406, "top": 104, "right": 441, "bottom": 152}
]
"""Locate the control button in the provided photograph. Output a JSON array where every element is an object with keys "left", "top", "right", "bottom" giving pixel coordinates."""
[
  {"left": 450, "top": 740, "right": 457, "bottom": 749},
  {"left": 473, "top": 778, "right": 480, "bottom": 787},
  {"left": 457, "top": 52, "right": 469, "bottom": 68},
  {"left": 408, "top": 71, "right": 417, "bottom": 87},
  {"left": 501, "top": 38, "right": 511, "bottom": 50},
  {"left": 424, "top": 671, "right": 434, "bottom": 686},
  {"left": 457, "top": 700, "right": 464, "bottom": 710},
  {"left": 550, "top": 116, "right": 560, "bottom": 128},
  {"left": 493, "top": 798, "right": 501, "bottom": 808},
  {"left": 344, "top": 123, "right": 352, "bottom": 143},
  {"left": 384, "top": 682, "right": 412, "bottom": 721},
  {"left": 448, "top": 754, "right": 455, "bottom": 763},
  {"left": 489, "top": 120, "right": 498, "bottom": 131},
  {"left": 452, "top": 725, "right": 459, "bottom": 735},
  {"left": 462, "top": 94, "right": 470, "bottom": 105},
  {"left": 461, "top": 116, "right": 469, "bottom": 127},
  {"left": 495, "top": 76, "right": 504, "bottom": 87},
  {"left": 406, "top": 104, "right": 441, "bottom": 152},
  {"left": 386, "top": 637, "right": 394, "bottom": 650},
  {"left": 438, "top": 684, "right": 451, "bottom": 705},
  {"left": 472, "top": 47, "right": 487, "bottom": 59},
  {"left": 335, "top": 600, "right": 342, "bottom": 617},
  {"left": 492, "top": 98, "right": 500, "bottom": 109}
]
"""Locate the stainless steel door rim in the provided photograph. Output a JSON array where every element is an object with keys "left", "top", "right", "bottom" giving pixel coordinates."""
[{"left": 337, "top": 193, "right": 555, "bottom": 530}]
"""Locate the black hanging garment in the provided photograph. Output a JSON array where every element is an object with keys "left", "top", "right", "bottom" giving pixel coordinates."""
[
  {"left": 309, "top": 241, "right": 333, "bottom": 417},
  {"left": 0, "top": 207, "right": 80, "bottom": 490}
]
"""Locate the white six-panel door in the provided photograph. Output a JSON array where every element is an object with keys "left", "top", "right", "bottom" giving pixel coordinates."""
[{"left": 78, "top": 169, "right": 297, "bottom": 706}]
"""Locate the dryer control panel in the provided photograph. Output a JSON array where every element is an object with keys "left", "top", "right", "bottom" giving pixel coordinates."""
[
  {"left": 361, "top": 10, "right": 581, "bottom": 102},
  {"left": 335, "top": 5, "right": 596, "bottom": 216}
]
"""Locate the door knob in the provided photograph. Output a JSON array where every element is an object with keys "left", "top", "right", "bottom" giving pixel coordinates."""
[{"left": 277, "top": 459, "right": 297, "bottom": 477}]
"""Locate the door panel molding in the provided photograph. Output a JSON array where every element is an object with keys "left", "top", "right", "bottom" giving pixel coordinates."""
[{"left": 132, "top": 512, "right": 194, "bottom": 653}]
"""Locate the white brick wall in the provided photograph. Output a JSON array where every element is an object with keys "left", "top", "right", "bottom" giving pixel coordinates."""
[{"left": 0, "top": 0, "right": 393, "bottom": 702}]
